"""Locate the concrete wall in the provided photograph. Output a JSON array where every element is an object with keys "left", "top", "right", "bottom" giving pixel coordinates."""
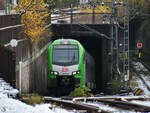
[
  {"left": 15, "top": 32, "right": 51, "bottom": 94},
  {"left": 0, "top": 45, "right": 16, "bottom": 87},
  {"left": 20, "top": 41, "right": 51, "bottom": 94},
  {"left": 0, "top": 14, "right": 21, "bottom": 45},
  {"left": 0, "top": 14, "right": 21, "bottom": 87},
  {"left": 0, "top": 14, "right": 52, "bottom": 94}
]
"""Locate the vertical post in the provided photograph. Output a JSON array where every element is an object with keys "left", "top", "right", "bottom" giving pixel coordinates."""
[
  {"left": 116, "top": 24, "right": 119, "bottom": 65},
  {"left": 92, "top": 3, "right": 95, "bottom": 24},
  {"left": 114, "top": 5, "right": 119, "bottom": 77},
  {"left": 130, "top": 0, "right": 132, "bottom": 9},
  {"left": 133, "top": 0, "right": 135, "bottom": 9},
  {"left": 123, "top": 0, "right": 130, "bottom": 89},
  {"left": 19, "top": 61, "right": 22, "bottom": 96},
  {"left": 111, "top": 0, "right": 119, "bottom": 79},
  {"left": 115, "top": 24, "right": 120, "bottom": 79},
  {"left": 70, "top": 4, "right": 73, "bottom": 33},
  {"left": 111, "top": 0, "right": 115, "bottom": 78},
  {"left": 70, "top": 4, "right": 73, "bottom": 24},
  {"left": 111, "top": 26, "right": 114, "bottom": 78},
  {"left": 6, "top": 0, "right": 9, "bottom": 14}
]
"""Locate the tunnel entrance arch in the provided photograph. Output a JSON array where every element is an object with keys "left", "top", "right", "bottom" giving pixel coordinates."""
[
  {"left": 0, "top": 45, "right": 16, "bottom": 87},
  {"left": 51, "top": 24, "right": 112, "bottom": 92}
]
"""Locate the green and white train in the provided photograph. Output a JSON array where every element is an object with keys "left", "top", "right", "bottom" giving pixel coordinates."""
[{"left": 48, "top": 39, "right": 95, "bottom": 90}]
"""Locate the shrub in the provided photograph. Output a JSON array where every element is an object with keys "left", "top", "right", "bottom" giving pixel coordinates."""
[
  {"left": 107, "top": 80, "right": 122, "bottom": 95},
  {"left": 69, "top": 85, "right": 91, "bottom": 97}
]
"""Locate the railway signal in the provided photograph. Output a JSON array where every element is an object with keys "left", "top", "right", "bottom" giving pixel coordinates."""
[
  {"left": 138, "top": 49, "right": 142, "bottom": 59},
  {"left": 137, "top": 42, "right": 142, "bottom": 58},
  {"left": 137, "top": 43, "right": 142, "bottom": 49}
]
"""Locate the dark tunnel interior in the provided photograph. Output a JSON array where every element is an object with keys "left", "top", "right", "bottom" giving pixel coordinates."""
[
  {"left": 74, "top": 36, "right": 104, "bottom": 92},
  {"left": 52, "top": 24, "right": 112, "bottom": 92}
]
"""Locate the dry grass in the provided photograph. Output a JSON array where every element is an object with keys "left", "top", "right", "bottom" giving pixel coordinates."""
[
  {"left": 21, "top": 93, "right": 44, "bottom": 106},
  {"left": 130, "top": 81, "right": 138, "bottom": 87}
]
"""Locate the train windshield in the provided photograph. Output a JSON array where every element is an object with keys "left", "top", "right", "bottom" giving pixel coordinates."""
[{"left": 52, "top": 45, "right": 79, "bottom": 66}]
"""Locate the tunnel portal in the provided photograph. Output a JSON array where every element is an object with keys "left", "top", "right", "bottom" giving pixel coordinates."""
[{"left": 51, "top": 24, "right": 112, "bottom": 92}]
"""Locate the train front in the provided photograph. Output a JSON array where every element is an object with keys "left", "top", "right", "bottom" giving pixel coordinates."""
[{"left": 48, "top": 39, "right": 84, "bottom": 89}]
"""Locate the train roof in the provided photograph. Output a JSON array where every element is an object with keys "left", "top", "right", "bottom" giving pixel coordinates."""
[
  {"left": 49, "top": 39, "right": 85, "bottom": 51},
  {"left": 53, "top": 39, "right": 81, "bottom": 44}
]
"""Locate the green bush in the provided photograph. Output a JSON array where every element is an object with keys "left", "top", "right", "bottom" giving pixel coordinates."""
[
  {"left": 107, "top": 80, "right": 122, "bottom": 95},
  {"left": 69, "top": 85, "right": 91, "bottom": 97}
]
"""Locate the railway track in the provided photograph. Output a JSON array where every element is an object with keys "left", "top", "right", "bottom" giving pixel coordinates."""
[
  {"left": 73, "top": 97, "right": 150, "bottom": 112},
  {"left": 45, "top": 96, "right": 150, "bottom": 112},
  {"left": 97, "top": 99, "right": 150, "bottom": 112},
  {"left": 44, "top": 97, "right": 103, "bottom": 113}
]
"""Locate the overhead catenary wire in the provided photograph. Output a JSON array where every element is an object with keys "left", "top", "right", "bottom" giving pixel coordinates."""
[{"left": 76, "top": 23, "right": 113, "bottom": 40}]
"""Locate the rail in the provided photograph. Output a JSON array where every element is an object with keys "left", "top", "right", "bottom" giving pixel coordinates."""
[
  {"left": 44, "top": 97, "right": 108, "bottom": 113},
  {"left": 73, "top": 97, "right": 150, "bottom": 112}
]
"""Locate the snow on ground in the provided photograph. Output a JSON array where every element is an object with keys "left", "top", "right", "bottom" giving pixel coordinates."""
[
  {"left": 0, "top": 97, "right": 54, "bottom": 113},
  {"left": 52, "top": 107, "right": 74, "bottom": 113},
  {"left": 0, "top": 78, "right": 18, "bottom": 98},
  {"left": 130, "top": 100, "right": 150, "bottom": 107},
  {"left": 134, "top": 77, "right": 150, "bottom": 95},
  {"left": 132, "top": 61, "right": 150, "bottom": 95},
  {"left": 51, "top": 14, "right": 60, "bottom": 17},
  {"left": 51, "top": 18, "right": 71, "bottom": 24},
  {"left": 87, "top": 101, "right": 133, "bottom": 112},
  {"left": 0, "top": 78, "right": 74, "bottom": 113},
  {"left": 141, "top": 74, "right": 150, "bottom": 87},
  {"left": 133, "top": 61, "right": 148, "bottom": 72},
  {"left": 51, "top": 20, "right": 58, "bottom": 24}
]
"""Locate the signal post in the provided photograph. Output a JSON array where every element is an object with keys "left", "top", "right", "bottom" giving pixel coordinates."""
[{"left": 137, "top": 42, "right": 142, "bottom": 59}]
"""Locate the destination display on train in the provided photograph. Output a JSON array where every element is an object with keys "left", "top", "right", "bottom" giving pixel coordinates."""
[{"left": 54, "top": 45, "right": 78, "bottom": 49}]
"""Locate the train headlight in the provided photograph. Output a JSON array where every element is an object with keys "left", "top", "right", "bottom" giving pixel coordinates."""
[
  {"left": 54, "top": 71, "right": 59, "bottom": 75},
  {"left": 72, "top": 71, "right": 77, "bottom": 75},
  {"left": 51, "top": 71, "right": 59, "bottom": 75},
  {"left": 72, "top": 71, "right": 80, "bottom": 75}
]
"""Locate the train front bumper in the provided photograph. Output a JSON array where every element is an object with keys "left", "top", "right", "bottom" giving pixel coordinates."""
[{"left": 48, "top": 75, "right": 80, "bottom": 87}]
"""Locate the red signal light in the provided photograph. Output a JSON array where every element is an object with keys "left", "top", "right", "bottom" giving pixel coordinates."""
[{"left": 137, "top": 43, "right": 142, "bottom": 48}]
